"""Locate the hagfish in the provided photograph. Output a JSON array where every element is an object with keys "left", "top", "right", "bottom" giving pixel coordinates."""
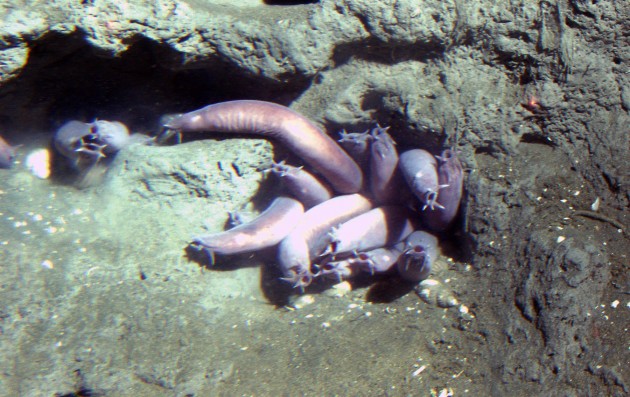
[
  {"left": 165, "top": 100, "right": 363, "bottom": 194},
  {"left": 369, "top": 127, "right": 407, "bottom": 204},
  {"left": 277, "top": 194, "right": 372, "bottom": 288},
  {"left": 396, "top": 230, "right": 438, "bottom": 282},
  {"left": 192, "top": 196, "right": 304, "bottom": 261},
  {"left": 268, "top": 161, "right": 333, "bottom": 208},
  {"left": 320, "top": 246, "right": 404, "bottom": 281},
  {"left": 54, "top": 120, "right": 130, "bottom": 163},
  {"left": 399, "top": 149, "right": 442, "bottom": 210},
  {"left": 328, "top": 206, "right": 416, "bottom": 255},
  {"left": 422, "top": 149, "right": 464, "bottom": 231},
  {"left": 338, "top": 128, "right": 372, "bottom": 171}
]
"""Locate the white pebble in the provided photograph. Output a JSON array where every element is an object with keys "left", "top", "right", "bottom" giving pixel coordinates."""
[
  {"left": 326, "top": 281, "right": 352, "bottom": 297},
  {"left": 591, "top": 197, "right": 601, "bottom": 211},
  {"left": 25, "top": 149, "right": 51, "bottom": 179},
  {"left": 41, "top": 260, "right": 54, "bottom": 269},
  {"left": 412, "top": 365, "right": 426, "bottom": 377},
  {"left": 292, "top": 294, "right": 315, "bottom": 309}
]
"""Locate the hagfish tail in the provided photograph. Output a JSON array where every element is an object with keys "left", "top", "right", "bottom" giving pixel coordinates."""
[{"left": 192, "top": 196, "right": 304, "bottom": 260}]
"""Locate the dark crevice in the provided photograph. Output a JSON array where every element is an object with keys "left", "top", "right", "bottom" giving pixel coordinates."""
[
  {"left": 332, "top": 37, "right": 445, "bottom": 67},
  {"left": 0, "top": 30, "right": 309, "bottom": 139},
  {"left": 520, "top": 133, "right": 557, "bottom": 147}
]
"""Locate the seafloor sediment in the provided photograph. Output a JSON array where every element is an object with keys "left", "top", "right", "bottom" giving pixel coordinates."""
[{"left": 0, "top": 1, "right": 627, "bottom": 396}]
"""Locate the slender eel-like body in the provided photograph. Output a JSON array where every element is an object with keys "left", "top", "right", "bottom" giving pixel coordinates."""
[
  {"left": 268, "top": 161, "right": 334, "bottom": 208},
  {"left": 369, "top": 127, "right": 407, "bottom": 204},
  {"left": 319, "top": 245, "right": 404, "bottom": 281},
  {"left": 191, "top": 196, "right": 304, "bottom": 260},
  {"left": 338, "top": 129, "right": 372, "bottom": 171},
  {"left": 328, "top": 206, "right": 416, "bottom": 255},
  {"left": 422, "top": 149, "right": 464, "bottom": 231},
  {"left": 277, "top": 194, "right": 373, "bottom": 288},
  {"left": 165, "top": 100, "right": 363, "bottom": 194},
  {"left": 399, "top": 149, "right": 441, "bottom": 210},
  {"left": 357, "top": 246, "right": 405, "bottom": 274}
]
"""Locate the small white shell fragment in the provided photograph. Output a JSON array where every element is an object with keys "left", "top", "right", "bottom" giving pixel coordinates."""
[
  {"left": 325, "top": 281, "right": 352, "bottom": 297},
  {"left": 436, "top": 293, "right": 458, "bottom": 308},
  {"left": 611, "top": 300, "right": 619, "bottom": 308},
  {"left": 459, "top": 305, "right": 475, "bottom": 320},
  {"left": 420, "top": 279, "right": 440, "bottom": 287},
  {"left": 438, "top": 388, "right": 454, "bottom": 397},
  {"left": 412, "top": 365, "right": 426, "bottom": 377},
  {"left": 25, "top": 149, "right": 51, "bottom": 179},
  {"left": 291, "top": 294, "right": 315, "bottom": 309},
  {"left": 418, "top": 288, "right": 433, "bottom": 303},
  {"left": 41, "top": 259, "right": 54, "bottom": 269},
  {"left": 557, "top": 236, "right": 566, "bottom": 243},
  {"left": 591, "top": 197, "right": 601, "bottom": 211}
]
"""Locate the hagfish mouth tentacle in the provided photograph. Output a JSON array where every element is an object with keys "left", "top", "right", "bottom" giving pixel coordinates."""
[
  {"left": 422, "top": 149, "right": 464, "bottom": 231},
  {"left": 54, "top": 121, "right": 93, "bottom": 161},
  {"left": 398, "top": 149, "right": 442, "bottom": 211},
  {"left": 369, "top": 127, "right": 408, "bottom": 204},
  {"left": 396, "top": 230, "right": 438, "bottom": 282},
  {"left": 277, "top": 194, "right": 373, "bottom": 288},
  {"left": 351, "top": 246, "right": 404, "bottom": 275},
  {"left": 338, "top": 128, "right": 372, "bottom": 171},
  {"left": 54, "top": 120, "right": 131, "bottom": 167},
  {"left": 165, "top": 100, "right": 363, "bottom": 194},
  {"left": 268, "top": 161, "right": 334, "bottom": 208},
  {"left": 89, "top": 120, "right": 130, "bottom": 156},
  {"left": 191, "top": 196, "right": 304, "bottom": 258}
]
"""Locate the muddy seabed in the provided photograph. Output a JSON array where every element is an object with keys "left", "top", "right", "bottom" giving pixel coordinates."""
[{"left": 0, "top": 1, "right": 627, "bottom": 396}]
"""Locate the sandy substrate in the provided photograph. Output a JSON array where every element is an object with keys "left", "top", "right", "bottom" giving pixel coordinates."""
[{"left": 0, "top": 1, "right": 628, "bottom": 396}]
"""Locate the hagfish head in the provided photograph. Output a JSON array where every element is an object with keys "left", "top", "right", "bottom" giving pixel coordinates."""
[
  {"left": 317, "top": 258, "right": 355, "bottom": 282},
  {"left": 396, "top": 231, "right": 438, "bottom": 282},
  {"left": 54, "top": 120, "right": 130, "bottom": 166},
  {"left": 399, "top": 149, "right": 443, "bottom": 211},
  {"left": 397, "top": 246, "right": 431, "bottom": 283},
  {"left": 88, "top": 120, "right": 130, "bottom": 156},
  {"left": 280, "top": 266, "right": 314, "bottom": 291},
  {"left": 422, "top": 149, "right": 464, "bottom": 231}
]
